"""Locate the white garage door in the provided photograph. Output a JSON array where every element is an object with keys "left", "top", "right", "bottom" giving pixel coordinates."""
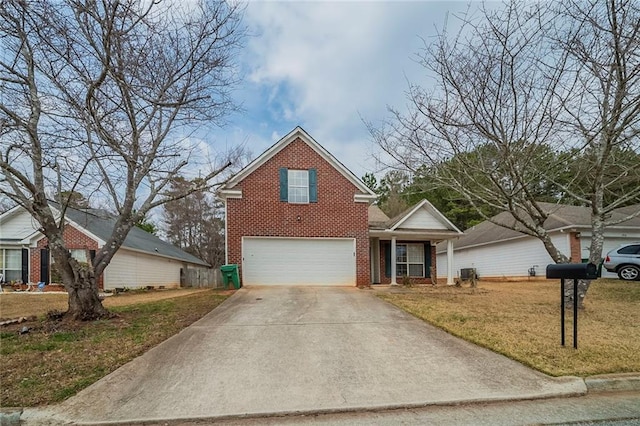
[{"left": 242, "top": 237, "right": 356, "bottom": 286}]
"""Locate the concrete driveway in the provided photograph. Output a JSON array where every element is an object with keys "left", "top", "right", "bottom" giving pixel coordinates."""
[{"left": 30, "top": 286, "right": 585, "bottom": 424}]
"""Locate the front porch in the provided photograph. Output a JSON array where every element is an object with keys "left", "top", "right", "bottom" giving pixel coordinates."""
[{"left": 368, "top": 200, "right": 461, "bottom": 286}]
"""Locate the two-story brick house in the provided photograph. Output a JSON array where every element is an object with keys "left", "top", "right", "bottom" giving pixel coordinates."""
[{"left": 220, "top": 127, "right": 462, "bottom": 287}]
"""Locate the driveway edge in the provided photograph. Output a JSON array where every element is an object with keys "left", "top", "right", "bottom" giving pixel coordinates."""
[
  {"left": 18, "top": 378, "right": 588, "bottom": 426},
  {"left": 585, "top": 373, "right": 640, "bottom": 393},
  {"left": 13, "top": 371, "right": 640, "bottom": 424}
]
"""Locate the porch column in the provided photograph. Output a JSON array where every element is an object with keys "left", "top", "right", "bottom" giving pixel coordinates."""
[
  {"left": 370, "top": 238, "right": 380, "bottom": 284},
  {"left": 446, "top": 239, "right": 454, "bottom": 285},
  {"left": 391, "top": 236, "right": 398, "bottom": 285}
]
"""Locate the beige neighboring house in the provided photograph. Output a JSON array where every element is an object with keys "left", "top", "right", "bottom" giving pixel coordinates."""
[
  {"left": 436, "top": 203, "right": 640, "bottom": 280},
  {"left": 0, "top": 204, "right": 210, "bottom": 290}
]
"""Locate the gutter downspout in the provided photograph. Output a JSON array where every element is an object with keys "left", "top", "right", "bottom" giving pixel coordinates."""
[{"left": 224, "top": 198, "right": 228, "bottom": 265}]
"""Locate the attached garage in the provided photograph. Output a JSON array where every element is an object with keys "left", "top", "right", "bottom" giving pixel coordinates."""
[{"left": 242, "top": 237, "right": 356, "bottom": 286}]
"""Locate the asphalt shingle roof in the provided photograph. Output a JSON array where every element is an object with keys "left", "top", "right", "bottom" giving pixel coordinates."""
[
  {"left": 444, "top": 202, "right": 640, "bottom": 251},
  {"left": 61, "top": 205, "right": 209, "bottom": 267},
  {"left": 368, "top": 205, "right": 391, "bottom": 228}
]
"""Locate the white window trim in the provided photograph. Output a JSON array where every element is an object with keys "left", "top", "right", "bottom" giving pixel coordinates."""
[
  {"left": 1, "top": 248, "right": 22, "bottom": 282},
  {"left": 396, "top": 243, "right": 425, "bottom": 278},
  {"left": 288, "top": 169, "right": 309, "bottom": 204}
]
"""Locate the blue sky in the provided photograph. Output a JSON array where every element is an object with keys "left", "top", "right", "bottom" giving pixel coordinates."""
[{"left": 204, "top": 1, "right": 474, "bottom": 180}]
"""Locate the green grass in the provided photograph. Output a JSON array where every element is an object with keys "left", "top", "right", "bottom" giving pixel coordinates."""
[
  {"left": 378, "top": 279, "right": 640, "bottom": 377},
  {"left": 0, "top": 290, "right": 231, "bottom": 407}
]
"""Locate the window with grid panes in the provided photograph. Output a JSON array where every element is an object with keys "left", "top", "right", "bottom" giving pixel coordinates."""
[
  {"left": 396, "top": 243, "right": 424, "bottom": 277},
  {"left": 1, "top": 249, "right": 22, "bottom": 282},
  {"left": 287, "top": 170, "right": 309, "bottom": 203}
]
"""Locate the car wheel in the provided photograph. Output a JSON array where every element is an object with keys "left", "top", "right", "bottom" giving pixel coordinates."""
[{"left": 617, "top": 265, "right": 640, "bottom": 281}]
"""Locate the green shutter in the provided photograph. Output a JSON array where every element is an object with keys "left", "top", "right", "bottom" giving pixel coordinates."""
[
  {"left": 384, "top": 242, "right": 391, "bottom": 277},
  {"left": 279, "top": 168, "right": 288, "bottom": 201},
  {"left": 309, "top": 168, "right": 317, "bottom": 203}
]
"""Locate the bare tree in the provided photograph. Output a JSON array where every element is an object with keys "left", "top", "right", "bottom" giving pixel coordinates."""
[
  {"left": 0, "top": 0, "right": 245, "bottom": 319},
  {"left": 554, "top": 0, "right": 640, "bottom": 274},
  {"left": 164, "top": 176, "right": 225, "bottom": 269},
  {"left": 369, "top": 0, "right": 640, "bottom": 305},
  {"left": 377, "top": 170, "right": 409, "bottom": 218}
]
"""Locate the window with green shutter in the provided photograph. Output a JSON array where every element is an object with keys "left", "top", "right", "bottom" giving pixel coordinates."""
[{"left": 279, "top": 168, "right": 318, "bottom": 203}]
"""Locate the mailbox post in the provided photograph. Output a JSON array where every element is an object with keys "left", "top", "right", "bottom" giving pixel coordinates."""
[{"left": 545, "top": 263, "right": 598, "bottom": 349}]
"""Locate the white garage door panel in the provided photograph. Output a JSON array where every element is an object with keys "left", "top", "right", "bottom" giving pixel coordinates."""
[{"left": 243, "top": 238, "right": 356, "bottom": 286}]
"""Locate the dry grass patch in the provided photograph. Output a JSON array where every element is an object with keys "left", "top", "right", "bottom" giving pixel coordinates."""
[
  {"left": 0, "top": 288, "right": 210, "bottom": 319},
  {"left": 378, "top": 279, "right": 640, "bottom": 377},
  {"left": 0, "top": 289, "right": 232, "bottom": 407}
]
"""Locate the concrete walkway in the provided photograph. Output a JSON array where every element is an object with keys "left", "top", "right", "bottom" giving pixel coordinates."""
[{"left": 24, "top": 287, "right": 586, "bottom": 424}]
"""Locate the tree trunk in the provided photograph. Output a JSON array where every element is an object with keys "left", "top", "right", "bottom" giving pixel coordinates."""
[
  {"left": 562, "top": 279, "right": 591, "bottom": 310},
  {"left": 64, "top": 260, "right": 110, "bottom": 321}
]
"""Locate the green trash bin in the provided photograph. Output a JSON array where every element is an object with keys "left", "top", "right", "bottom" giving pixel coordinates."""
[{"left": 220, "top": 264, "right": 241, "bottom": 289}]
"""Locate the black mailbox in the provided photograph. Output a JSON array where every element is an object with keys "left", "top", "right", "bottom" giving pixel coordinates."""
[{"left": 546, "top": 263, "right": 598, "bottom": 280}]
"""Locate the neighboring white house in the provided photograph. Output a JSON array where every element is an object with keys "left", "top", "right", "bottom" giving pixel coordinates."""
[
  {"left": 436, "top": 203, "right": 640, "bottom": 280},
  {"left": 0, "top": 204, "right": 210, "bottom": 290}
]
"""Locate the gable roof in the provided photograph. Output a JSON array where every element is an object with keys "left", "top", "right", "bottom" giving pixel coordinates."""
[
  {"left": 443, "top": 202, "right": 640, "bottom": 251},
  {"left": 221, "top": 126, "right": 376, "bottom": 201},
  {"left": 389, "top": 199, "right": 463, "bottom": 233},
  {"left": 64, "top": 206, "right": 209, "bottom": 266},
  {"left": 0, "top": 204, "right": 209, "bottom": 267},
  {"left": 368, "top": 199, "right": 463, "bottom": 237}
]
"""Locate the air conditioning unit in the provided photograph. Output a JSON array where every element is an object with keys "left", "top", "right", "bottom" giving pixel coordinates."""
[{"left": 460, "top": 268, "right": 476, "bottom": 280}]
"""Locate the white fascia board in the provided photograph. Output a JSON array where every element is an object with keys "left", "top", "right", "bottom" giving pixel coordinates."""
[
  {"left": 354, "top": 194, "right": 377, "bottom": 203},
  {"left": 370, "top": 229, "right": 462, "bottom": 240},
  {"left": 0, "top": 205, "right": 24, "bottom": 223},
  {"left": 13, "top": 207, "right": 106, "bottom": 247},
  {"left": 223, "top": 126, "right": 376, "bottom": 197},
  {"left": 390, "top": 200, "right": 427, "bottom": 231},
  {"left": 20, "top": 231, "right": 43, "bottom": 246},
  {"left": 219, "top": 189, "right": 243, "bottom": 199},
  {"left": 0, "top": 241, "right": 29, "bottom": 248}
]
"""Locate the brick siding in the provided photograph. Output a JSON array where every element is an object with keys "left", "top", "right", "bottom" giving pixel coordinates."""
[
  {"left": 226, "top": 138, "right": 370, "bottom": 286},
  {"left": 569, "top": 231, "right": 582, "bottom": 263},
  {"left": 32, "top": 225, "right": 104, "bottom": 290}
]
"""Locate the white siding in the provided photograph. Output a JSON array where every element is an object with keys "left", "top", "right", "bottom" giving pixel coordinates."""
[
  {"left": 400, "top": 209, "right": 448, "bottom": 230},
  {"left": 1, "top": 209, "right": 40, "bottom": 239},
  {"left": 437, "top": 233, "right": 570, "bottom": 279},
  {"left": 104, "top": 249, "right": 183, "bottom": 289}
]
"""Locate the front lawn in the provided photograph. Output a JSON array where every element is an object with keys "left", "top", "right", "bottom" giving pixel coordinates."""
[
  {"left": 377, "top": 279, "right": 640, "bottom": 377},
  {"left": 0, "top": 289, "right": 231, "bottom": 407}
]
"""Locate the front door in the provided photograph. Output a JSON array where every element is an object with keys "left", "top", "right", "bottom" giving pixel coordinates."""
[
  {"left": 40, "top": 248, "right": 49, "bottom": 284},
  {"left": 21, "top": 248, "right": 29, "bottom": 283}
]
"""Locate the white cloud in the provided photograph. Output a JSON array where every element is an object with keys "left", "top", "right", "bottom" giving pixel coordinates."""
[{"left": 208, "top": 1, "right": 474, "bottom": 178}]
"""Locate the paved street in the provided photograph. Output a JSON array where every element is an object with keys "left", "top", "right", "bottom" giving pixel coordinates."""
[{"left": 170, "top": 391, "right": 640, "bottom": 426}]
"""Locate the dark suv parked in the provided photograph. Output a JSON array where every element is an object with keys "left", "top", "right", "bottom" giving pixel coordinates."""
[{"left": 603, "top": 243, "right": 640, "bottom": 281}]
